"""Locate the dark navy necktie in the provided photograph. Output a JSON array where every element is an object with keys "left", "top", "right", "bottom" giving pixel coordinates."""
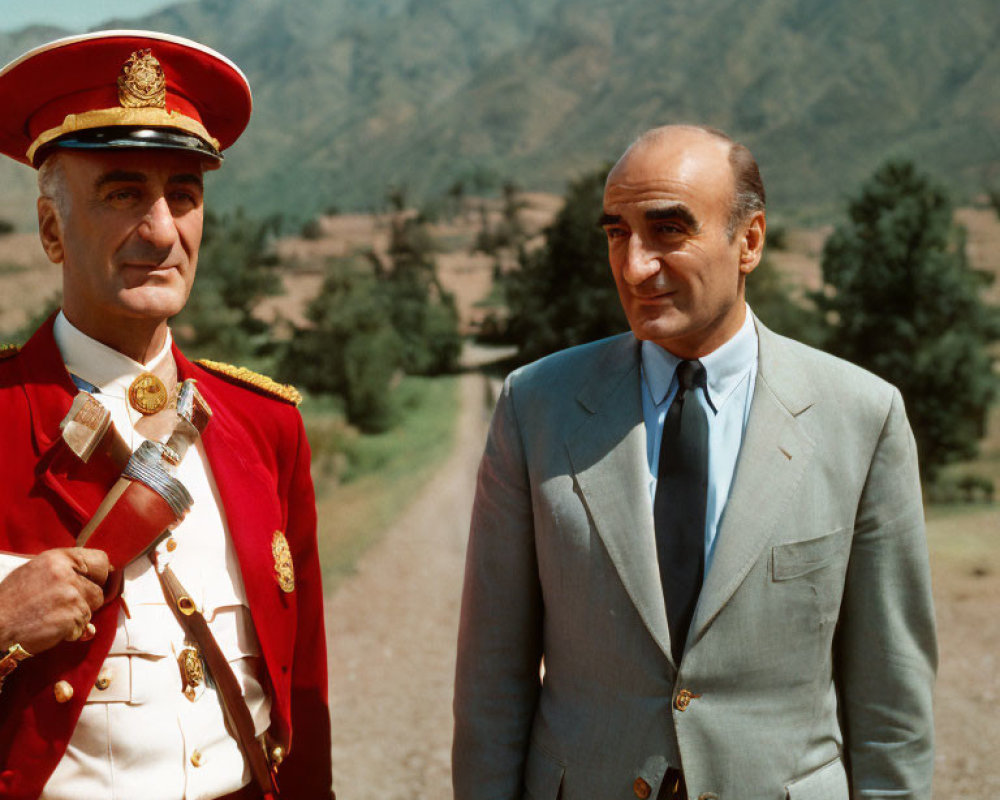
[{"left": 653, "top": 359, "right": 709, "bottom": 663}]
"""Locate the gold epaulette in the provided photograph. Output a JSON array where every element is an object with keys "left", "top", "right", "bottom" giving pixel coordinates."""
[
  {"left": 0, "top": 344, "right": 20, "bottom": 360},
  {"left": 196, "top": 359, "right": 302, "bottom": 406}
]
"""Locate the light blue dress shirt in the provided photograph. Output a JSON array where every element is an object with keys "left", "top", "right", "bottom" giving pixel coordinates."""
[{"left": 641, "top": 308, "right": 758, "bottom": 574}]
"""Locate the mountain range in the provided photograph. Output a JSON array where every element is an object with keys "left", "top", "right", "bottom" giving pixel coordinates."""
[{"left": 0, "top": 0, "right": 997, "bottom": 230}]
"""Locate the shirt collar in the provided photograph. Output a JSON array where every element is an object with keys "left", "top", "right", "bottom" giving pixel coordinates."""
[
  {"left": 641, "top": 305, "right": 758, "bottom": 412},
  {"left": 53, "top": 310, "right": 173, "bottom": 399}
]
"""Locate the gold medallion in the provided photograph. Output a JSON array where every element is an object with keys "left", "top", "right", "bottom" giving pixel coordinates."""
[
  {"left": 272, "top": 531, "right": 295, "bottom": 593},
  {"left": 118, "top": 49, "right": 167, "bottom": 109},
  {"left": 128, "top": 372, "right": 168, "bottom": 415}
]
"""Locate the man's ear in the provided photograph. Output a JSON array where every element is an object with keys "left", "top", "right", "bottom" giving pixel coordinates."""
[
  {"left": 738, "top": 211, "right": 766, "bottom": 276},
  {"left": 37, "top": 196, "right": 65, "bottom": 264}
]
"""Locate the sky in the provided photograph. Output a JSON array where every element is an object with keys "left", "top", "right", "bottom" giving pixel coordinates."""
[{"left": 0, "top": 1, "right": 177, "bottom": 32}]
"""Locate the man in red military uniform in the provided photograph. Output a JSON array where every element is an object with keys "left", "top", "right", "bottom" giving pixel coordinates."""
[{"left": 0, "top": 31, "right": 333, "bottom": 799}]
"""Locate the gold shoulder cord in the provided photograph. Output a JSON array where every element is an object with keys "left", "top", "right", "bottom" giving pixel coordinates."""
[
  {"left": 196, "top": 359, "right": 302, "bottom": 406},
  {"left": 0, "top": 344, "right": 21, "bottom": 360}
]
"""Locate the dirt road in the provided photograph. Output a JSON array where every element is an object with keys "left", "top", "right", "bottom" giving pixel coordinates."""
[
  {"left": 325, "top": 370, "right": 489, "bottom": 799},
  {"left": 324, "top": 367, "right": 997, "bottom": 798}
]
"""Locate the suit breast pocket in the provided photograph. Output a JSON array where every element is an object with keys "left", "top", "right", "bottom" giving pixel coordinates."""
[
  {"left": 771, "top": 529, "right": 846, "bottom": 581},
  {"left": 771, "top": 529, "right": 849, "bottom": 628}
]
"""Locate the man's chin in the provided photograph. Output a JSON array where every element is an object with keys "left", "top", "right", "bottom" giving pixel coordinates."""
[
  {"left": 629, "top": 315, "right": 687, "bottom": 342},
  {"left": 115, "top": 289, "right": 188, "bottom": 322}
]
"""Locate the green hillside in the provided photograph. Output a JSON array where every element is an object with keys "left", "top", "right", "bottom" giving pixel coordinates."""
[{"left": 0, "top": 0, "right": 997, "bottom": 229}]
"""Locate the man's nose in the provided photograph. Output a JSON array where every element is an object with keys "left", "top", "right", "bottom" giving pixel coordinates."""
[
  {"left": 136, "top": 197, "right": 177, "bottom": 248},
  {"left": 621, "top": 234, "right": 660, "bottom": 285}
]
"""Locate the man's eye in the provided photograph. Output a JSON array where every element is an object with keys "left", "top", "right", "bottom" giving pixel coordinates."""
[
  {"left": 107, "top": 188, "right": 139, "bottom": 203},
  {"left": 653, "top": 223, "right": 684, "bottom": 235},
  {"left": 604, "top": 227, "right": 628, "bottom": 239},
  {"left": 169, "top": 191, "right": 198, "bottom": 206}
]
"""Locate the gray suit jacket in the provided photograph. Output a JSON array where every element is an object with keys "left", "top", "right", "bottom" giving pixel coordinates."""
[{"left": 453, "top": 320, "right": 936, "bottom": 800}]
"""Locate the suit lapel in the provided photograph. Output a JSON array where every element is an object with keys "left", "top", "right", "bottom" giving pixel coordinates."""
[
  {"left": 688, "top": 321, "right": 816, "bottom": 644},
  {"left": 566, "top": 336, "right": 673, "bottom": 662}
]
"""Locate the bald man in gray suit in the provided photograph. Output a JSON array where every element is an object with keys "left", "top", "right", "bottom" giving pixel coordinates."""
[{"left": 453, "top": 126, "right": 936, "bottom": 800}]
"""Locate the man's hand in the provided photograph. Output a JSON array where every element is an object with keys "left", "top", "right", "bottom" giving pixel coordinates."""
[{"left": 0, "top": 548, "right": 110, "bottom": 655}]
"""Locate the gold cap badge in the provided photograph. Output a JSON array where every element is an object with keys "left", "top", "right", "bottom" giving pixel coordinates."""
[
  {"left": 272, "top": 531, "right": 295, "bottom": 593},
  {"left": 118, "top": 49, "right": 166, "bottom": 109}
]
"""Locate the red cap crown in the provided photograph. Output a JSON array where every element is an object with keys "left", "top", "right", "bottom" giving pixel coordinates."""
[{"left": 0, "top": 30, "right": 252, "bottom": 167}]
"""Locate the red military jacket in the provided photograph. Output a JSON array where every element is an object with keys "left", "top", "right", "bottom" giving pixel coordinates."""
[{"left": 0, "top": 317, "right": 332, "bottom": 799}]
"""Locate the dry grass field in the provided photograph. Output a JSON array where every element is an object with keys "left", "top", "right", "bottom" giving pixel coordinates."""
[{"left": 926, "top": 505, "right": 1000, "bottom": 792}]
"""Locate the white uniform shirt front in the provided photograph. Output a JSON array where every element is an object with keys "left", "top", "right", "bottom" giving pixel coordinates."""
[{"left": 27, "top": 312, "right": 272, "bottom": 800}]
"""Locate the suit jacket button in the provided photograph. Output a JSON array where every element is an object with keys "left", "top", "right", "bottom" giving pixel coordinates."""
[
  {"left": 675, "top": 688, "right": 701, "bottom": 711},
  {"left": 633, "top": 777, "right": 652, "bottom": 799}
]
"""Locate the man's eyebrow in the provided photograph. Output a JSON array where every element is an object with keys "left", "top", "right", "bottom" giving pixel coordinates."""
[
  {"left": 597, "top": 207, "right": 701, "bottom": 231},
  {"left": 95, "top": 170, "right": 147, "bottom": 188},
  {"left": 167, "top": 173, "right": 204, "bottom": 189},
  {"left": 94, "top": 172, "right": 204, "bottom": 190},
  {"left": 645, "top": 205, "right": 700, "bottom": 232}
]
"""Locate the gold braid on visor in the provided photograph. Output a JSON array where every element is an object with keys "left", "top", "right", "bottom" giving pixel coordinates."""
[{"left": 26, "top": 106, "right": 220, "bottom": 164}]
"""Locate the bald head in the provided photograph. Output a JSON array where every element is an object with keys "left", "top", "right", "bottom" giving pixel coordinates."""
[{"left": 609, "top": 125, "right": 765, "bottom": 239}]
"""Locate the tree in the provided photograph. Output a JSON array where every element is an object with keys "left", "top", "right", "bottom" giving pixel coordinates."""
[
  {"left": 445, "top": 180, "right": 466, "bottom": 221},
  {"left": 987, "top": 188, "right": 1000, "bottom": 220},
  {"left": 813, "top": 160, "right": 998, "bottom": 481},
  {"left": 300, "top": 217, "right": 323, "bottom": 240},
  {"left": 503, "top": 166, "right": 626, "bottom": 363},
  {"left": 490, "top": 180, "right": 527, "bottom": 252},
  {"left": 379, "top": 213, "right": 461, "bottom": 375},
  {"left": 280, "top": 264, "right": 402, "bottom": 433},
  {"left": 280, "top": 207, "right": 461, "bottom": 431}
]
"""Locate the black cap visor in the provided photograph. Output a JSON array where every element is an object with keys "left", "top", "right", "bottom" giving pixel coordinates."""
[{"left": 35, "top": 126, "right": 223, "bottom": 167}]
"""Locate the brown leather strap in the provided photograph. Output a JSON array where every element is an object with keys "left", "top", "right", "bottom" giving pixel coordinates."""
[{"left": 155, "top": 559, "right": 278, "bottom": 799}]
